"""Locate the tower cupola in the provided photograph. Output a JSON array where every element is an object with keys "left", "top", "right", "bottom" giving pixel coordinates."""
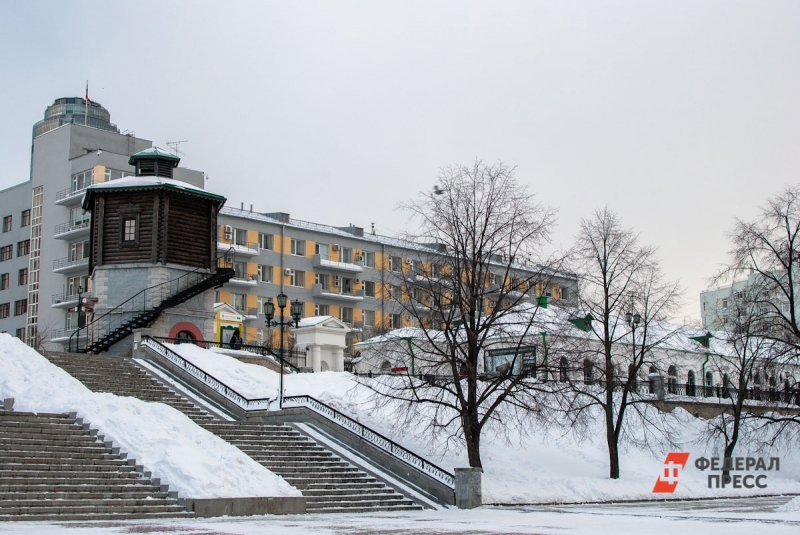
[{"left": 128, "top": 147, "right": 181, "bottom": 179}]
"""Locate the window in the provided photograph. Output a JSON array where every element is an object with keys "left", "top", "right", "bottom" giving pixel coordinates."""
[
  {"left": 17, "top": 240, "right": 30, "bottom": 257},
  {"left": 390, "top": 256, "right": 402, "bottom": 272},
  {"left": 104, "top": 168, "right": 126, "bottom": 182},
  {"left": 233, "top": 261, "right": 248, "bottom": 279},
  {"left": 20, "top": 210, "right": 30, "bottom": 227},
  {"left": 290, "top": 270, "right": 305, "bottom": 287},
  {"left": 315, "top": 304, "right": 330, "bottom": 316},
  {"left": 70, "top": 241, "right": 90, "bottom": 261},
  {"left": 0, "top": 302, "right": 8, "bottom": 318},
  {"left": 315, "top": 273, "right": 329, "bottom": 290},
  {"left": 0, "top": 245, "right": 11, "bottom": 262},
  {"left": 2, "top": 216, "right": 11, "bottom": 232},
  {"left": 391, "top": 313, "right": 403, "bottom": 329},
  {"left": 364, "top": 252, "right": 375, "bottom": 268},
  {"left": 14, "top": 299, "right": 27, "bottom": 316},
  {"left": 340, "top": 307, "right": 353, "bottom": 324},
  {"left": 122, "top": 218, "right": 137, "bottom": 243},
  {"left": 390, "top": 285, "right": 403, "bottom": 300},
  {"left": 67, "top": 276, "right": 88, "bottom": 296},
  {"left": 69, "top": 207, "right": 90, "bottom": 226},
  {"left": 72, "top": 169, "right": 93, "bottom": 192},
  {"left": 257, "top": 264, "right": 272, "bottom": 283},
  {"left": 0, "top": 273, "right": 7, "bottom": 290},
  {"left": 488, "top": 272, "right": 497, "bottom": 286},
  {"left": 291, "top": 239, "right": 306, "bottom": 256},
  {"left": 15, "top": 328, "right": 25, "bottom": 342},
  {"left": 364, "top": 310, "right": 376, "bottom": 327},
  {"left": 340, "top": 247, "right": 353, "bottom": 263},
  {"left": 364, "top": 281, "right": 375, "bottom": 297},
  {"left": 18, "top": 268, "right": 27, "bottom": 286},
  {"left": 230, "top": 293, "right": 246, "bottom": 312},
  {"left": 233, "top": 228, "right": 248, "bottom": 246},
  {"left": 583, "top": 359, "right": 595, "bottom": 384},
  {"left": 341, "top": 277, "right": 354, "bottom": 295},
  {"left": 258, "top": 233, "right": 273, "bottom": 250},
  {"left": 315, "top": 243, "right": 329, "bottom": 258}
]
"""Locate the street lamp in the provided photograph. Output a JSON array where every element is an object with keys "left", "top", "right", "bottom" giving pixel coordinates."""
[
  {"left": 76, "top": 285, "right": 83, "bottom": 351},
  {"left": 264, "top": 292, "right": 303, "bottom": 409},
  {"left": 625, "top": 310, "right": 641, "bottom": 389}
]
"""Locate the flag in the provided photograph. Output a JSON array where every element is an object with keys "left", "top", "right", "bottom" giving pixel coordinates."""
[{"left": 85, "top": 81, "right": 91, "bottom": 105}]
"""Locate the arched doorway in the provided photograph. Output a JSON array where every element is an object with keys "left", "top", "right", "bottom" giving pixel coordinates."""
[
  {"left": 174, "top": 330, "right": 195, "bottom": 344},
  {"left": 667, "top": 365, "right": 678, "bottom": 394},
  {"left": 687, "top": 370, "right": 696, "bottom": 397},
  {"left": 583, "top": 359, "right": 594, "bottom": 385},
  {"left": 559, "top": 357, "right": 568, "bottom": 382}
]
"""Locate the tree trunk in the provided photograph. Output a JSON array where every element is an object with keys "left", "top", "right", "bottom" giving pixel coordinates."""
[{"left": 462, "top": 407, "right": 483, "bottom": 469}]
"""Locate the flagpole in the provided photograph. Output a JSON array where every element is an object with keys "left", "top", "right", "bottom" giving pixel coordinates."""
[{"left": 84, "top": 80, "right": 88, "bottom": 127}]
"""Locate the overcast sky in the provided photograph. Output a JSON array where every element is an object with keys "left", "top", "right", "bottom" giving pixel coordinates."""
[{"left": 2, "top": 1, "right": 799, "bottom": 323}]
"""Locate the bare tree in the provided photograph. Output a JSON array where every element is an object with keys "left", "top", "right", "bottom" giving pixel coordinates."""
[
  {"left": 562, "top": 208, "right": 681, "bottom": 479},
  {"left": 724, "top": 185, "right": 800, "bottom": 343},
  {"left": 702, "top": 283, "right": 787, "bottom": 475},
  {"left": 360, "top": 161, "right": 559, "bottom": 468}
]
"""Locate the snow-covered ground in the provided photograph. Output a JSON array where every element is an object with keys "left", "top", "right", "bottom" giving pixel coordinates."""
[
  {"left": 0, "top": 334, "right": 300, "bottom": 500},
  {"left": 166, "top": 342, "right": 800, "bottom": 504},
  {"left": 0, "top": 497, "right": 799, "bottom": 534}
]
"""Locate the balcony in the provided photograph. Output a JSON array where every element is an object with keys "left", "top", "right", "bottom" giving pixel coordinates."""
[
  {"left": 51, "top": 291, "right": 93, "bottom": 309},
  {"left": 312, "top": 254, "right": 363, "bottom": 274},
  {"left": 53, "top": 256, "right": 89, "bottom": 274},
  {"left": 217, "top": 242, "right": 259, "bottom": 256},
  {"left": 54, "top": 185, "right": 90, "bottom": 206},
  {"left": 312, "top": 283, "right": 364, "bottom": 302},
  {"left": 225, "top": 275, "right": 259, "bottom": 287},
  {"left": 54, "top": 220, "right": 90, "bottom": 240},
  {"left": 50, "top": 328, "right": 78, "bottom": 343}
]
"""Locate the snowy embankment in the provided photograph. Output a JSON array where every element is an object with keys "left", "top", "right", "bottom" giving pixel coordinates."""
[
  {"left": 0, "top": 334, "right": 300, "bottom": 500},
  {"left": 166, "top": 342, "right": 800, "bottom": 504}
]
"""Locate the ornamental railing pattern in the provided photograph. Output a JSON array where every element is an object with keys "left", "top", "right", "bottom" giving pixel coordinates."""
[
  {"left": 283, "top": 394, "right": 455, "bottom": 487},
  {"left": 140, "top": 336, "right": 454, "bottom": 488},
  {"left": 141, "top": 336, "right": 273, "bottom": 410}
]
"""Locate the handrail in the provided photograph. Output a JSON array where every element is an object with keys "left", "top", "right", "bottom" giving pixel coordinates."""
[
  {"left": 283, "top": 394, "right": 455, "bottom": 487},
  {"left": 139, "top": 335, "right": 454, "bottom": 488},
  {"left": 150, "top": 337, "right": 305, "bottom": 372},
  {"left": 68, "top": 247, "right": 235, "bottom": 352},
  {"left": 141, "top": 336, "right": 274, "bottom": 410}
]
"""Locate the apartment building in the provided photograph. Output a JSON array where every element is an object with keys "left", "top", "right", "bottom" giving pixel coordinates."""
[
  {"left": 0, "top": 97, "right": 203, "bottom": 348},
  {"left": 216, "top": 206, "right": 578, "bottom": 352}
]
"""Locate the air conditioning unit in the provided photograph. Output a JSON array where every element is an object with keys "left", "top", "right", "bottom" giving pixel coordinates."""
[
  {"left": 224, "top": 232, "right": 232, "bottom": 240},
  {"left": 404, "top": 314, "right": 412, "bottom": 322},
  {"left": 284, "top": 268, "right": 294, "bottom": 276},
  {"left": 224, "top": 225, "right": 232, "bottom": 233},
  {"left": 332, "top": 244, "right": 340, "bottom": 251},
  {"left": 404, "top": 258, "right": 412, "bottom": 264},
  {"left": 333, "top": 275, "right": 341, "bottom": 287},
  {"left": 357, "top": 255, "right": 364, "bottom": 262},
  {"left": 355, "top": 278, "right": 361, "bottom": 284}
]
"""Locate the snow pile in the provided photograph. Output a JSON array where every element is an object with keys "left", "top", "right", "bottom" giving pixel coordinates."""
[
  {"left": 777, "top": 496, "right": 800, "bottom": 512},
  {"left": 0, "top": 334, "right": 300, "bottom": 500},
  {"left": 163, "top": 341, "right": 800, "bottom": 503}
]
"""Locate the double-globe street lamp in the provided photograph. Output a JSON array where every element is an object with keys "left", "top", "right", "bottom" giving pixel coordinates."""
[
  {"left": 625, "top": 309, "right": 641, "bottom": 389},
  {"left": 264, "top": 292, "right": 303, "bottom": 409}
]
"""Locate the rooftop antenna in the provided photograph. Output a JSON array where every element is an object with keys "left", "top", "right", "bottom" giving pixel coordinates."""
[{"left": 166, "top": 140, "right": 188, "bottom": 157}]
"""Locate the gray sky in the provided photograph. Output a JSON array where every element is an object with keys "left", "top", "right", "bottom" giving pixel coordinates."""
[{"left": 2, "top": 1, "right": 799, "bottom": 323}]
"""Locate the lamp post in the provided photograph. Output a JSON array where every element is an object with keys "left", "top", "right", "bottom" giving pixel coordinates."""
[
  {"left": 625, "top": 309, "right": 641, "bottom": 390},
  {"left": 264, "top": 292, "right": 303, "bottom": 409},
  {"left": 76, "top": 285, "right": 83, "bottom": 351}
]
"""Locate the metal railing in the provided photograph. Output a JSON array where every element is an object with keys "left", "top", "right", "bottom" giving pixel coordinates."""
[
  {"left": 141, "top": 336, "right": 273, "bottom": 410},
  {"left": 53, "top": 256, "right": 89, "bottom": 271},
  {"left": 55, "top": 185, "right": 90, "bottom": 203},
  {"left": 139, "top": 335, "right": 454, "bottom": 488},
  {"left": 54, "top": 220, "right": 90, "bottom": 236},
  {"left": 52, "top": 291, "right": 91, "bottom": 306},
  {"left": 150, "top": 336, "right": 307, "bottom": 370},
  {"left": 665, "top": 382, "right": 800, "bottom": 406},
  {"left": 283, "top": 394, "right": 455, "bottom": 487},
  {"left": 68, "top": 251, "right": 234, "bottom": 352}
]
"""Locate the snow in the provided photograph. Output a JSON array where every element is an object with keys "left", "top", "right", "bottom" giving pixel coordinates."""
[
  {"left": 1, "top": 499, "right": 800, "bottom": 534},
  {"left": 0, "top": 334, "right": 300, "bottom": 500},
  {"left": 85, "top": 175, "right": 218, "bottom": 199},
  {"left": 160, "top": 341, "right": 800, "bottom": 504}
]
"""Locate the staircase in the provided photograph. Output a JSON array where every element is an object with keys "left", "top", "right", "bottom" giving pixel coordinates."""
[
  {"left": 0, "top": 408, "right": 191, "bottom": 521},
  {"left": 44, "top": 353, "right": 212, "bottom": 422},
  {"left": 44, "top": 354, "right": 425, "bottom": 513},
  {"left": 200, "top": 421, "right": 422, "bottom": 513},
  {"left": 70, "top": 265, "right": 234, "bottom": 355}
]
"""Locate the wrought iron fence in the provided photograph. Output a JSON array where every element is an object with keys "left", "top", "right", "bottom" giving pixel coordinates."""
[
  {"left": 150, "top": 336, "right": 307, "bottom": 369},
  {"left": 282, "top": 394, "right": 455, "bottom": 487},
  {"left": 139, "top": 336, "right": 453, "bottom": 489}
]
